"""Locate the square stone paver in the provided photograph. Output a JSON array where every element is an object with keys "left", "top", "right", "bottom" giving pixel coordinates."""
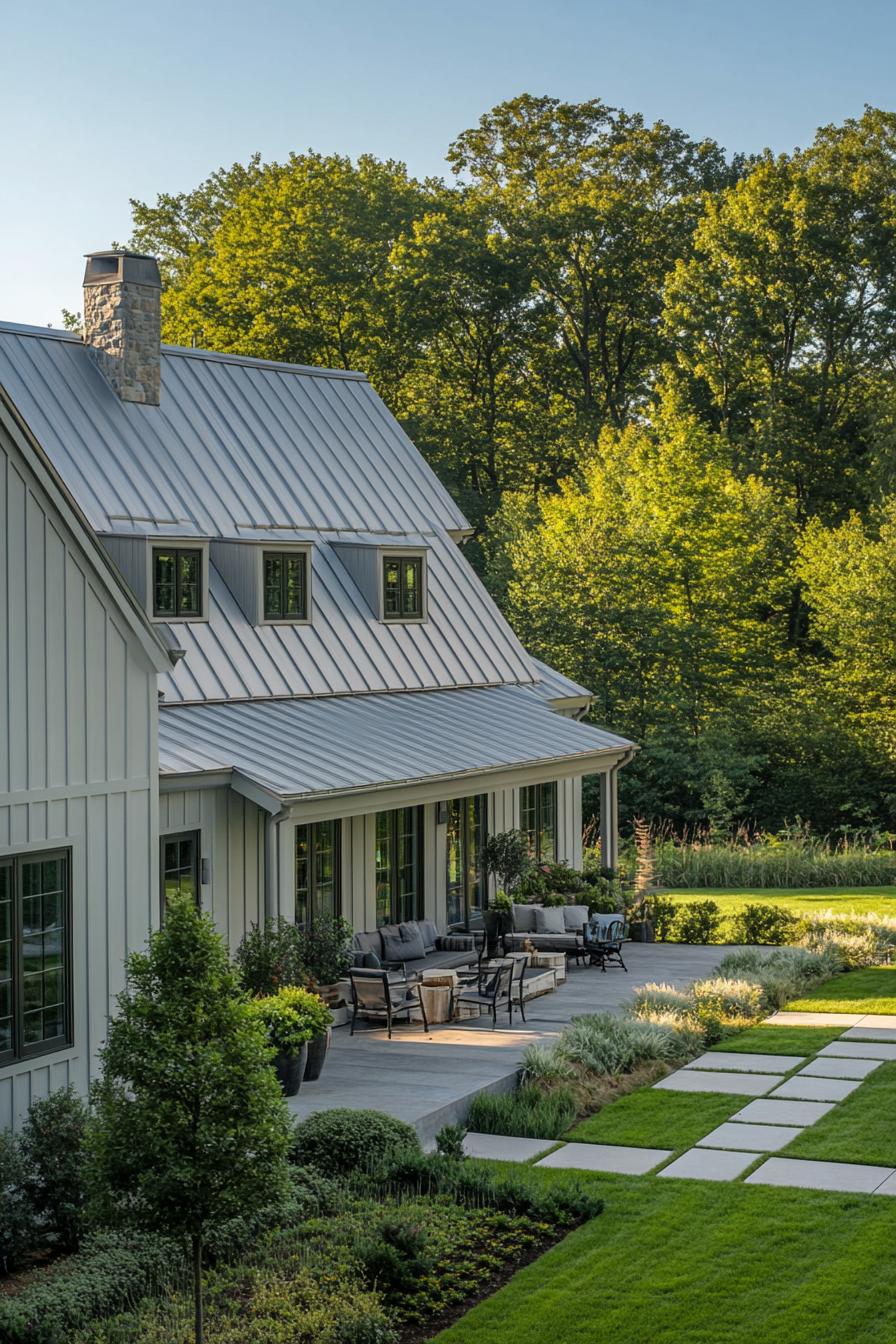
[
  {"left": 654, "top": 1070, "right": 779, "bottom": 1096},
  {"left": 873, "top": 1172, "right": 896, "bottom": 1196},
  {"left": 658, "top": 1148, "right": 761, "bottom": 1181},
  {"left": 770, "top": 1075, "right": 861, "bottom": 1103},
  {"left": 745, "top": 1157, "right": 895, "bottom": 1194},
  {"left": 819, "top": 1040, "right": 896, "bottom": 1062},
  {"left": 733, "top": 1098, "right": 835, "bottom": 1127},
  {"left": 764, "top": 1011, "right": 863, "bottom": 1027},
  {"left": 854, "top": 1014, "right": 896, "bottom": 1030},
  {"left": 535, "top": 1142, "right": 672, "bottom": 1175},
  {"left": 462, "top": 1133, "right": 556, "bottom": 1162},
  {"left": 842, "top": 1025, "right": 896, "bottom": 1043},
  {"left": 696, "top": 1121, "right": 804, "bottom": 1152},
  {"left": 800, "top": 1056, "right": 882, "bottom": 1080},
  {"left": 686, "top": 1051, "right": 803, "bottom": 1074}
]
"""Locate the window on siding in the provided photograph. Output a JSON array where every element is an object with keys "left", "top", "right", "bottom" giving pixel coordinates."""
[
  {"left": 263, "top": 551, "right": 308, "bottom": 621},
  {"left": 375, "top": 807, "right": 423, "bottom": 926},
  {"left": 520, "top": 782, "right": 558, "bottom": 863},
  {"left": 0, "top": 851, "right": 71, "bottom": 1064},
  {"left": 446, "top": 795, "right": 487, "bottom": 929},
  {"left": 161, "top": 832, "right": 200, "bottom": 915},
  {"left": 295, "top": 821, "right": 341, "bottom": 925},
  {"left": 382, "top": 556, "right": 424, "bottom": 620},
  {"left": 152, "top": 548, "right": 203, "bottom": 619}
]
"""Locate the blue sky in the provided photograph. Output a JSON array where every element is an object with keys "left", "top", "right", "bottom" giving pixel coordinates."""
[{"left": 3, "top": 0, "right": 895, "bottom": 325}]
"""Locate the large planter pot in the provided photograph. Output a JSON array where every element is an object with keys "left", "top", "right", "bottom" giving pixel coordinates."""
[
  {"left": 629, "top": 920, "right": 655, "bottom": 943},
  {"left": 483, "top": 910, "right": 510, "bottom": 958},
  {"left": 303, "top": 1027, "right": 332, "bottom": 1082},
  {"left": 274, "top": 1042, "right": 309, "bottom": 1097}
]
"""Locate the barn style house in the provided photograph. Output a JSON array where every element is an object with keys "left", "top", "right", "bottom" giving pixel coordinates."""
[{"left": 0, "top": 251, "right": 634, "bottom": 1127}]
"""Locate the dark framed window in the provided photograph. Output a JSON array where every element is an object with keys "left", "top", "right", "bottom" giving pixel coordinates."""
[
  {"left": 263, "top": 551, "right": 308, "bottom": 621},
  {"left": 446, "top": 795, "right": 487, "bottom": 929},
  {"left": 295, "top": 820, "right": 341, "bottom": 925},
  {"left": 160, "top": 832, "right": 200, "bottom": 915},
  {"left": 0, "top": 850, "right": 72, "bottom": 1064},
  {"left": 382, "top": 556, "right": 424, "bottom": 620},
  {"left": 375, "top": 806, "right": 423, "bottom": 926},
  {"left": 152, "top": 547, "right": 203, "bottom": 619},
  {"left": 520, "top": 782, "right": 558, "bottom": 863}
]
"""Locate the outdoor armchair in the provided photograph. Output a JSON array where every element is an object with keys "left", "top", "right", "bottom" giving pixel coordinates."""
[
  {"left": 582, "top": 916, "right": 627, "bottom": 972},
  {"left": 453, "top": 958, "right": 516, "bottom": 1027},
  {"left": 348, "top": 968, "right": 429, "bottom": 1038}
]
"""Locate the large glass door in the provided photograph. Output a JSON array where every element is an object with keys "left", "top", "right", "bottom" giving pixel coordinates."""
[
  {"left": 295, "top": 820, "right": 341, "bottom": 925},
  {"left": 446, "top": 795, "right": 487, "bottom": 928},
  {"left": 375, "top": 806, "right": 423, "bottom": 926}
]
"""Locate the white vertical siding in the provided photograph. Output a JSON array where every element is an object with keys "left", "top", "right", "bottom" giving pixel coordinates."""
[{"left": 0, "top": 433, "right": 159, "bottom": 1131}]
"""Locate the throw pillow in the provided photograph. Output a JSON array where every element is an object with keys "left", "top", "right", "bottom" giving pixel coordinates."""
[
  {"left": 380, "top": 925, "right": 406, "bottom": 963},
  {"left": 511, "top": 903, "right": 538, "bottom": 932},
  {"left": 563, "top": 904, "right": 590, "bottom": 933},
  {"left": 398, "top": 921, "right": 427, "bottom": 960},
  {"left": 361, "top": 950, "right": 382, "bottom": 969},
  {"left": 418, "top": 918, "right": 439, "bottom": 951},
  {"left": 534, "top": 906, "right": 565, "bottom": 934}
]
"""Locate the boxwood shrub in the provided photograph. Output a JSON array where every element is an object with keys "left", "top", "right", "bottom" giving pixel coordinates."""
[{"left": 291, "top": 1108, "right": 420, "bottom": 1176}]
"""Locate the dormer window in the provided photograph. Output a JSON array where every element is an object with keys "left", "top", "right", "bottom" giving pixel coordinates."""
[
  {"left": 152, "top": 547, "right": 203, "bottom": 619},
  {"left": 383, "top": 555, "right": 424, "bottom": 620},
  {"left": 263, "top": 551, "right": 308, "bottom": 621}
]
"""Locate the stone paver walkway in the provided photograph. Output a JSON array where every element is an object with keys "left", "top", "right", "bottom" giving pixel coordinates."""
[
  {"left": 654, "top": 1069, "right": 780, "bottom": 1096},
  {"left": 659, "top": 1148, "right": 761, "bottom": 1181},
  {"left": 462, "top": 1132, "right": 556, "bottom": 1162},
  {"left": 697, "top": 1121, "right": 803, "bottom": 1151},
  {"left": 745, "top": 1157, "right": 895, "bottom": 1194},
  {"left": 536, "top": 1141, "right": 672, "bottom": 1175},
  {"left": 770, "top": 1074, "right": 861, "bottom": 1103},
  {"left": 685, "top": 1051, "right": 802, "bottom": 1074}
]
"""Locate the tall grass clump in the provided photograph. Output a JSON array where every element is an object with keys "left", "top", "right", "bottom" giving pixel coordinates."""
[
  {"left": 629, "top": 983, "right": 694, "bottom": 1019},
  {"left": 466, "top": 1085, "right": 577, "bottom": 1139},
  {"left": 799, "top": 911, "right": 896, "bottom": 967},
  {"left": 717, "top": 946, "right": 838, "bottom": 1010},
  {"left": 555, "top": 1012, "right": 695, "bottom": 1075},
  {"left": 649, "top": 823, "right": 896, "bottom": 889}
]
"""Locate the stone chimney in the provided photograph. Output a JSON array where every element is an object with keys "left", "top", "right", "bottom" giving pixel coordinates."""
[{"left": 82, "top": 251, "right": 162, "bottom": 405}]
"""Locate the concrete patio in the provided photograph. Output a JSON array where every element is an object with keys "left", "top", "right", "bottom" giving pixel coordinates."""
[{"left": 287, "top": 943, "right": 731, "bottom": 1141}]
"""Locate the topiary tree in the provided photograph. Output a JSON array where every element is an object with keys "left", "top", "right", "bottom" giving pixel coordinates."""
[
  {"left": 19, "top": 1085, "right": 88, "bottom": 1251},
  {"left": 86, "top": 894, "right": 292, "bottom": 1344},
  {"left": 482, "top": 830, "right": 533, "bottom": 895}
]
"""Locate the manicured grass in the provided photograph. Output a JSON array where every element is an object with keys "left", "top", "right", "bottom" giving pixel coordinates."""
[
  {"left": 786, "top": 967, "right": 896, "bottom": 1015},
  {"left": 436, "top": 1169, "right": 896, "bottom": 1344},
  {"left": 709, "top": 1024, "right": 846, "bottom": 1055},
  {"left": 783, "top": 1063, "right": 896, "bottom": 1167},
  {"left": 567, "top": 1088, "right": 747, "bottom": 1152},
  {"left": 664, "top": 886, "right": 896, "bottom": 917}
]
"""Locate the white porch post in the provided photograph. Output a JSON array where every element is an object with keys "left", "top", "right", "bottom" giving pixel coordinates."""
[{"left": 599, "top": 767, "right": 619, "bottom": 872}]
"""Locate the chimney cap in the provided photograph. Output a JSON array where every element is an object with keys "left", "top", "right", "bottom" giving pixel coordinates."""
[{"left": 83, "top": 250, "right": 161, "bottom": 289}]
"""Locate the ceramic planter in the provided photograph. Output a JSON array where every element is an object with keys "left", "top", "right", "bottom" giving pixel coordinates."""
[
  {"left": 274, "top": 1041, "right": 309, "bottom": 1096},
  {"left": 303, "top": 1026, "right": 332, "bottom": 1081},
  {"left": 628, "top": 920, "right": 655, "bottom": 943}
]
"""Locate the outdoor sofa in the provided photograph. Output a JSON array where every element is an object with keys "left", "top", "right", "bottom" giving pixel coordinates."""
[
  {"left": 352, "top": 919, "right": 483, "bottom": 976},
  {"left": 502, "top": 901, "right": 591, "bottom": 954}
]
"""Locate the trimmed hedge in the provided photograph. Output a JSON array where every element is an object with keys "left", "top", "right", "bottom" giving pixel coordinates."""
[{"left": 291, "top": 1108, "right": 420, "bottom": 1176}]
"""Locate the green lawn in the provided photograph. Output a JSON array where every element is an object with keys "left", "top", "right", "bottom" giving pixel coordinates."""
[
  {"left": 708, "top": 1024, "right": 846, "bottom": 1054},
  {"left": 436, "top": 1169, "right": 896, "bottom": 1344},
  {"left": 783, "top": 1063, "right": 896, "bottom": 1167},
  {"left": 567, "top": 1088, "right": 747, "bottom": 1152},
  {"left": 786, "top": 966, "right": 896, "bottom": 1014},
  {"left": 664, "top": 886, "right": 896, "bottom": 917}
]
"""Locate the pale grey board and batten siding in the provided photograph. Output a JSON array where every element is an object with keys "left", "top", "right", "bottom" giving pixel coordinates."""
[
  {"left": 0, "top": 325, "right": 469, "bottom": 536},
  {"left": 158, "top": 788, "right": 265, "bottom": 953},
  {"left": 0, "top": 427, "right": 161, "bottom": 1131}
]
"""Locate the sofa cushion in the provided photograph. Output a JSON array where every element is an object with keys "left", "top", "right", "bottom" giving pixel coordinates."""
[
  {"left": 441, "top": 933, "right": 475, "bottom": 952},
  {"left": 380, "top": 924, "right": 406, "bottom": 962},
  {"left": 563, "top": 904, "right": 590, "bottom": 933},
  {"left": 417, "top": 919, "right": 439, "bottom": 952},
  {"left": 505, "top": 931, "right": 579, "bottom": 952},
  {"left": 512, "top": 903, "right": 538, "bottom": 932},
  {"left": 534, "top": 906, "right": 565, "bottom": 934},
  {"left": 353, "top": 929, "right": 384, "bottom": 958},
  {"left": 398, "top": 922, "right": 427, "bottom": 960}
]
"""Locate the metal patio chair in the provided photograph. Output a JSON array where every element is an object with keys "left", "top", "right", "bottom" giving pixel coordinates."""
[
  {"left": 582, "top": 917, "right": 627, "bottom": 972},
  {"left": 348, "top": 968, "right": 428, "bottom": 1038},
  {"left": 454, "top": 958, "right": 516, "bottom": 1027}
]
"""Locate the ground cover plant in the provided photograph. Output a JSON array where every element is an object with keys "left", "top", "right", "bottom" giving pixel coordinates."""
[
  {"left": 785, "top": 966, "right": 896, "bottom": 1014},
  {"left": 432, "top": 1167, "right": 896, "bottom": 1344}
]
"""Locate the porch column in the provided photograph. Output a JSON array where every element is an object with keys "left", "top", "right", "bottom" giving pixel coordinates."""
[{"left": 599, "top": 767, "right": 619, "bottom": 873}]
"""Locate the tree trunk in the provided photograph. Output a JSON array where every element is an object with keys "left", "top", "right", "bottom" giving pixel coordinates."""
[{"left": 192, "top": 1232, "right": 203, "bottom": 1344}]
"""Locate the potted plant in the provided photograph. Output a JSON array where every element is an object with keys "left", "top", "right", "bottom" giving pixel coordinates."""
[
  {"left": 297, "top": 914, "right": 353, "bottom": 1001},
  {"left": 234, "top": 916, "right": 305, "bottom": 995},
  {"left": 251, "top": 986, "right": 332, "bottom": 1096},
  {"left": 481, "top": 830, "right": 533, "bottom": 955}
]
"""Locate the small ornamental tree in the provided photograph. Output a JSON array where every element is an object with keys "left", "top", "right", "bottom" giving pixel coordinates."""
[
  {"left": 86, "top": 895, "right": 291, "bottom": 1344},
  {"left": 482, "top": 830, "right": 533, "bottom": 895}
]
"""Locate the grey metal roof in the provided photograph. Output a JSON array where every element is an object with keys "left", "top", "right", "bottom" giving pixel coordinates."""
[
  {"left": 528, "top": 658, "right": 592, "bottom": 705},
  {"left": 157, "top": 685, "right": 634, "bottom": 801},
  {"left": 0, "top": 324, "right": 469, "bottom": 536},
  {"left": 160, "top": 530, "right": 535, "bottom": 702}
]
